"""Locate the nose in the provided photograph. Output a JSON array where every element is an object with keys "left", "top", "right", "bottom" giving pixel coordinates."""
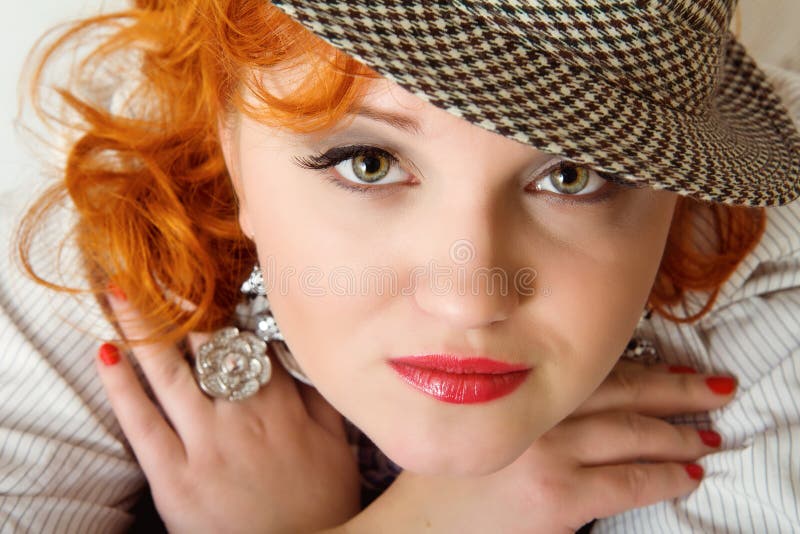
[
  {"left": 414, "top": 273, "right": 520, "bottom": 329},
  {"left": 407, "top": 118, "right": 538, "bottom": 330},
  {"left": 412, "top": 211, "right": 522, "bottom": 330}
]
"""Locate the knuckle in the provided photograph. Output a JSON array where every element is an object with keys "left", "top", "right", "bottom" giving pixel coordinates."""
[
  {"left": 243, "top": 414, "right": 270, "bottom": 442},
  {"left": 526, "top": 472, "right": 574, "bottom": 510},
  {"left": 622, "top": 464, "right": 651, "bottom": 507},
  {"left": 189, "top": 444, "right": 227, "bottom": 472},
  {"left": 610, "top": 366, "right": 645, "bottom": 403},
  {"left": 679, "top": 425, "right": 705, "bottom": 453},
  {"left": 671, "top": 372, "right": 694, "bottom": 396},
  {"left": 620, "top": 411, "right": 648, "bottom": 450},
  {"left": 154, "top": 356, "right": 185, "bottom": 389}
]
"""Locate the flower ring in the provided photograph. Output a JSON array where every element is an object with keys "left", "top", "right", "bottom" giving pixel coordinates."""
[{"left": 195, "top": 327, "right": 272, "bottom": 401}]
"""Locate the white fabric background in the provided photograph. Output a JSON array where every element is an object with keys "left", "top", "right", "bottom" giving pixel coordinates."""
[
  {"left": 739, "top": 0, "right": 800, "bottom": 73},
  {"left": 0, "top": 0, "right": 799, "bottom": 194},
  {"left": 0, "top": 0, "right": 125, "bottom": 196}
]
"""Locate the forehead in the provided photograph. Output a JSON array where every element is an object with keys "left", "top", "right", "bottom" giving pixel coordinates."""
[
  {"left": 259, "top": 62, "right": 427, "bottom": 112},
  {"left": 248, "top": 67, "right": 451, "bottom": 144}
]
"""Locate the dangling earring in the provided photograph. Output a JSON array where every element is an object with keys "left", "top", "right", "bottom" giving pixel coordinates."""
[
  {"left": 241, "top": 264, "right": 314, "bottom": 386},
  {"left": 623, "top": 305, "right": 658, "bottom": 364}
]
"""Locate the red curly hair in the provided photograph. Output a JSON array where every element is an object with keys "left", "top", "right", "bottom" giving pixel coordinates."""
[{"left": 16, "top": 0, "right": 764, "bottom": 343}]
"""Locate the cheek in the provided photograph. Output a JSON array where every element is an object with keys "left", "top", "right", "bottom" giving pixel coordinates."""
[
  {"left": 531, "top": 190, "right": 677, "bottom": 410},
  {"left": 241, "top": 175, "right": 382, "bottom": 388}
]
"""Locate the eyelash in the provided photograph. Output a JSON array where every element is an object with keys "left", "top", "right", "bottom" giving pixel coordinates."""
[
  {"left": 294, "top": 144, "right": 633, "bottom": 202},
  {"left": 294, "top": 145, "right": 402, "bottom": 195}
]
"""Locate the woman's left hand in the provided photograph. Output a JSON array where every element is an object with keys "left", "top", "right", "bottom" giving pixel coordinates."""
[{"left": 96, "top": 291, "right": 361, "bottom": 534}]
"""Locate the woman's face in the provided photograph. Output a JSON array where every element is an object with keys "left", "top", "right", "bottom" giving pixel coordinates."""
[{"left": 223, "top": 74, "right": 678, "bottom": 476}]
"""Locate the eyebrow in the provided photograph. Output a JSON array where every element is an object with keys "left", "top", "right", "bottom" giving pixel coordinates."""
[{"left": 351, "top": 106, "right": 423, "bottom": 135}]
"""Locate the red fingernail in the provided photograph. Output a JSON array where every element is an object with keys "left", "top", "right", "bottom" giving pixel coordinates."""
[
  {"left": 706, "top": 376, "right": 737, "bottom": 395},
  {"left": 669, "top": 365, "right": 697, "bottom": 374},
  {"left": 106, "top": 282, "right": 127, "bottom": 301},
  {"left": 99, "top": 343, "right": 120, "bottom": 366},
  {"left": 685, "top": 463, "right": 704, "bottom": 481},
  {"left": 698, "top": 430, "right": 722, "bottom": 448}
]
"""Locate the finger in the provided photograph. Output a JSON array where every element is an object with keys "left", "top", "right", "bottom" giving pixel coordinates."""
[
  {"left": 577, "top": 461, "right": 703, "bottom": 522},
  {"left": 106, "top": 290, "right": 212, "bottom": 438},
  {"left": 214, "top": 342, "right": 308, "bottom": 424},
  {"left": 550, "top": 411, "right": 721, "bottom": 466},
  {"left": 185, "top": 332, "right": 211, "bottom": 355},
  {"left": 95, "top": 342, "right": 185, "bottom": 482},
  {"left": 188, "top": 328, "right": 303, "bottom": 410},
  {"left": 575, "top": 359, "right": 737, "bottom": 417},
  {"left": 187, "top": 330, "right": 300, "bottom": 406},
  {"left": 299, "top": 384, "right": 348, "bottom": 440}
]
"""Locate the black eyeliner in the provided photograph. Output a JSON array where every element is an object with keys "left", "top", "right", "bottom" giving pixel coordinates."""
[
  {"left": 295, "top": 147, "right": 634, "bottom": 203},
  {"left": 531, "top": 160, "right": 632, "bottom": 205},
  {"left": 294, "top": 145, "right": 399, "bottom": 171}
]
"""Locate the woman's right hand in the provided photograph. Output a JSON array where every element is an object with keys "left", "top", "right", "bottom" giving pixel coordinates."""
[
  {"left": 340, "top": 359, "right": 736, "bottom": 534},
  {"left": 96, "top": 291, "right": 361, "bottom": 534}
]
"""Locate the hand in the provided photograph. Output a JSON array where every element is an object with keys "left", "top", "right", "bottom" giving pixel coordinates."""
[
  {"left": 95, "top": 291, "right": 360, "bottom": 534},
  {"left": 342, "top": 359, "right": 736, "bottom": 534}
]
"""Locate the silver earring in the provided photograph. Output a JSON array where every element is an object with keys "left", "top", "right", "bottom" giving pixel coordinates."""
[
  {"left": 195, "top": 264, "right": 313, "bottom": 402},
  {"left": 241, "top": 264, "right": 313, "bottom": 386},
  {"left": 623, "top": 306, "right": 658, "bottom": 364}
]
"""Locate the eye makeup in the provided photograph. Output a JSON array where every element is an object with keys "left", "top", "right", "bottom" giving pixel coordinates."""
[
  {"left": 293, "top": 143, "right": 644, "bottom": 204},
  {"left": 295, "top": 144, "right": 400, "bottom": 172},
  {"left": 530, "top": 161, "right": 648, "bottom": 206},
  {"left": 294, "top": 144, "right": 409, "bottom": 196}
]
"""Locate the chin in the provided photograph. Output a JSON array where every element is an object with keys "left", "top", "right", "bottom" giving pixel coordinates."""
[{"left": 374, "top": 428, "right": 531, "bottom": 477}]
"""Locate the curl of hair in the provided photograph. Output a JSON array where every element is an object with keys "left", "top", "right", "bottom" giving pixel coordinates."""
[
  {"left": 17, "top": 0, "right": 376, "bottom": 344},
  {"left": 648, "top": 197, "right": 766, "bottom": 323},
  {"left": 15, "top": 0, "right": 765, "bottom": 344}
]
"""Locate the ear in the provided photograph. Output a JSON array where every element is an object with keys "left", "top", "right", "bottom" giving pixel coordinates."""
[{"left": 218, "top": 114, "right": 255, "bottom": 239}]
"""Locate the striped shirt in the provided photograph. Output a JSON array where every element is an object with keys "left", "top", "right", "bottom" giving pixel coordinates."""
[
  {"left": 1, "top": 64, "right": 800, "bottom": 533},
  {"left": 593, "top": 63, "right": 800, "bottom": 533}
]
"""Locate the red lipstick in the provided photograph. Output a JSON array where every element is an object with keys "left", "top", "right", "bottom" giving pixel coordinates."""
[{"left": 388, "top": 354, "right": 531, "bottom": 404}]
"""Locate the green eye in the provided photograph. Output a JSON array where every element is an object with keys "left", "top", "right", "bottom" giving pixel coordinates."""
[
  {"left": 352, "top": 153, "right": 391, "bottom": 183},
  {"left": 548, "top": 163, "right": 590, "bottom": 194}
]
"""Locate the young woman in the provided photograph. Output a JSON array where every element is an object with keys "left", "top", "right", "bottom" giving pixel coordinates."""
[{"left": 2, "top": 0, "right": 799, "bottom": 532}]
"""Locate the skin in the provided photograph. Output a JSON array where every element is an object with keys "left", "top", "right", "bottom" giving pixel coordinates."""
[{"left": 221, "top": 74, "right": 679, "bottom": 477}]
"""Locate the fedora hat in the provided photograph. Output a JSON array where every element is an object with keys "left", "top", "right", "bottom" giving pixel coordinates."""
[{"left": 270, "top": 0, "right": 800, "bottom": 206}]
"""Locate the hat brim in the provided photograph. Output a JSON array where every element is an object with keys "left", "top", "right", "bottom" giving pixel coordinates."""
[{"left": 272, "top": 1, "right": 800, "bottom": 206}]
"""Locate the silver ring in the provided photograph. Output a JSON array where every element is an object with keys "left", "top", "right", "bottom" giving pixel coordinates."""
[{"left": 195, "top": 327, "right": 272, "bottom": 401}]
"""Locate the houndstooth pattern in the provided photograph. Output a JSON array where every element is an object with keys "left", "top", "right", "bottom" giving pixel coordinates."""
[
  {"left": 450, "top": 1, "right": 721, "bottom": 113},
  {"left": 653, "top": 0, "right": 737, "bottom": 34},
  {"left": 270, "top": 0, "right": 800, "bottom": 207}
]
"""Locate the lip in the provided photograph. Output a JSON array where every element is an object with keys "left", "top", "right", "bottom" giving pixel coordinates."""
[{"left": 388, "top": 354, "right": 531, "bottom": 404}]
